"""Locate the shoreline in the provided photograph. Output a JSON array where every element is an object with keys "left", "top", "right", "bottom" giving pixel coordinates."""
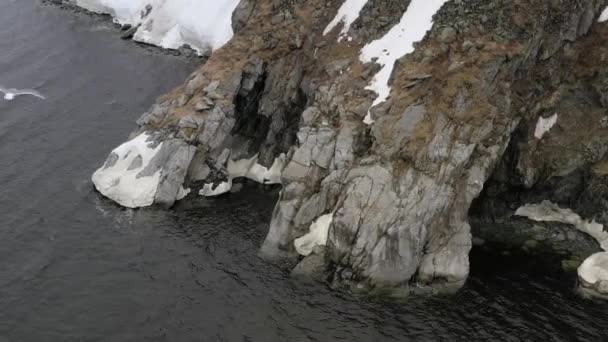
[{"left": 41, "top": 0, "right": 207, "bottom": 62}]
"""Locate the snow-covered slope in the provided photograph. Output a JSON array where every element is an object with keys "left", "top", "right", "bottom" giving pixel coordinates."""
[
  {"left": 359, "top": 0, "right": 448, "bottom": 124},
  {"left": 74, "top": 0, "right": 240, "bottom": 54},
  {"left": 323, "top": 0, "right": 369, "bottom": 40},
  {"left": 323, "top": 0, "right": 449, "bottom": 124}
]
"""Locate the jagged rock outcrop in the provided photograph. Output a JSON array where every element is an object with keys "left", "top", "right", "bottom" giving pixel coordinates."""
[
  {"left": 91, "top": 0, "right": 608, "bottom": 296},
  {"left": 92, "top": 132, "right": 195, "bottom": 208},
  {"left": 469, "top": 2, "right": 608, "bottom": 298}
]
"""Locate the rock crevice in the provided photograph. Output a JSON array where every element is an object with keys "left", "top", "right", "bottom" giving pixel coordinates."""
[{"left": 91, "top": 0, "right": 608, "bottom": 297}]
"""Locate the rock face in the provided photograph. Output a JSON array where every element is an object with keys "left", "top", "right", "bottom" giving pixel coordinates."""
[
  {"left": 91, "top": 0, "right": 608, "bottom": 296},
  {"left": 92, "top": 133, "right": 195, "bottom": 208}
]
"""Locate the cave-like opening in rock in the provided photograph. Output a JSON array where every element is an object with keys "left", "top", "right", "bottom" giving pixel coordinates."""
[
  {"left": 467, "top": 126, "right": 603, "bottom": 279},
  {"left": 231, "top": 66, "right": 270, "bottom": 156}
]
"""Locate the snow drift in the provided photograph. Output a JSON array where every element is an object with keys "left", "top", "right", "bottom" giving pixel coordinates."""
[
  {"left": 92, "top": 132, "right": 163, "bottom": 208},
  {"left": 74, "top": 0, "right": 241, "bottom": 53}
]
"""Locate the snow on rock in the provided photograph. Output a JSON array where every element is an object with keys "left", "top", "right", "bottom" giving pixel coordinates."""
[
  {"left": 74, "top": 0, "right": 147, "bottom": 24},
  {"left": 294, "top": 214, "right": 334, "bottom": 256},
  {"left": 92, "top": 133, "right": 163, "bottom": 208},
  {"left": 600, "top": 7, "right": 608, "bottom": 22},
  {"left": 199, "top": 154, "right": 286, "bottom": 197},
  {"left": 74, "top": 0, "right": 241, "bottom": 54},
  {"left": 323, "top": 0, "right": 369, "bottom": 41},
  {"left": 360, "top": 0, "right": 448, "bottom": 124},
  {"left": 533, "top": 113, "right": 558, "bottom": 139},
  {"left": 199, "top": 181, "right": 232, "bottom": 197},
  {"left": 515, "top": 200, "right": 608, "bottom": 298},
  {"left": 176, "top": 186, "right": 191, "bottom": 200},
  {"left": 515, "top": 200, "right": 608, "bottom": 250},
  {"left": 578, "top": 252, "right": 608, "bottom": 298}
]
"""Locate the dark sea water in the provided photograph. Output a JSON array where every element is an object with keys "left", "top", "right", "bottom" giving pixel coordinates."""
[{"left": 1, "top": 1, "right": 607, "bottom": 341}]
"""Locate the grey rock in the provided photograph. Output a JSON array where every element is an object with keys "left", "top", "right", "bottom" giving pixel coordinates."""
[
  {"left": 92, "top": 0, "right": 608, "bottom": 298},
  {"left": 438, "top": 26, "right": 457, "bottom": 43},
  {"left": 186, "top": 148, "right": 211, "bottom": 182},
  {"left": 101, "top": 152, "right": 119, "bottom": 170},
  {"left": 120, "top": 25, "right": 139, "bottom": 40},
  {"left": 134, "top": 138, "right": 196, "bottom": 207},
  {"left": 194, "top": 98, "right": 214, "bottom": 112},
  {"left": 127, "top": 155, "right": 143, "bottom": 171},
  {"left": 232, "top": 0, "right": 256, "bottom": 33},
  {"left": 291, "top": 247, "right": 327, "bottom": 283}
]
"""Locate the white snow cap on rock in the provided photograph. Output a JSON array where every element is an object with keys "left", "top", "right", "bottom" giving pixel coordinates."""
[
  {"left": 92, "top": 132, "right": 163, "bottom": 208},
  {"left": 74, "top": 0, "right": 147, "bottom": 24},
  {"left": 515, "top": 201, "right": 608, "bottom": 298},
  {"left": 360, "top": 0, "right": 449, "bottom": 124},
  {"left": 579, "top": 252, "right": 608, "bottom": 285},
  {"left": 515, "top": 200, "right": 608, "bottom": 250},
  {"left": 75, "top": 0, "right": 241, "bottom": 53},
  {"left": 294, "top": 214, "right": 334, "bottom": 256},
  {"left": 199, "top": 154, "right": 286, "bottom": 197},
  {"left": 323, "top": 0, "right": 369, "bottom": 40},
  {"left": 599, "top": 7, "right": 608, "bottom": 22},
  {"left": 578, "top": 252, "right": 608, "bottom": 297},
  {"left": 199, "top": 181, "right": 232, "bottom": 197},
  {"left": 533, "top": 113, "right": 558, "bottom": 139}
]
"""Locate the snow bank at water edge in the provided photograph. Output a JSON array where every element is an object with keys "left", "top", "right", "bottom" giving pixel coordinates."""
[
  {"left": 578, "top": 252, "right": 608, "bottom": 299},
  {"left": 74, "top": 0, "right": 146, "bottom": 24},
  {"left": 294, "top": 214, "right": 334, "bottom": 256},
  {"left": 199, "top": 154, "right": 286, "bottom": 197},
  {"left": 515, "top": 201, "right": 608, "bottom": 250},
  {"left": 92, "top": 132, "right": 162, "bottom": 208},
  {"left": 200, "top": 181, "right": 233, "bottom": 197},
  {"left": 74, "top": 0, "right": 241, "bottom": 54},
  {"left": 515, "top": 201, "right": 608, "bottom": 298},
  {"left": 92, "top": 133, "right": 195, "bottom": 208}
]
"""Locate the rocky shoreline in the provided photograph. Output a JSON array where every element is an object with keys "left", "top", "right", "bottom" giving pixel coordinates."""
[
  {"left": 42, "top": 0, "right": 205, "bottom": 60},
  {"left": 61, "top": 0, "right": 608, "bottom": 299}
]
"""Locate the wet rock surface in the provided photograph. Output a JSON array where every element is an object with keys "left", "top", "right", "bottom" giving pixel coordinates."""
[
  {"left": 471, "top": 217, "right": 601, "bottom": 260},
  {"left": 92, "top": 0, "right": 608, "bottom": 296}
]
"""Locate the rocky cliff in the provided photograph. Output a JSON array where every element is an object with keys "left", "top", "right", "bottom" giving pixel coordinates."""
[{"left": 87, "top": 0, "right": 608, "bottom": 298}]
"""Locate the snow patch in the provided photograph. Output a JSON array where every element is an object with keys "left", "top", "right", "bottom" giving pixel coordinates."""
[
  {"left": 294, "top": 214, "right": 334, "bottom": 256},
  {"left": 199, "top": 181, "right": 232, "bottom": 197},
  {"left": 515, "top": 200, "right": 608, "bottom": 250},
  {"left": 176, "top": 186, "right": 191, "bottom": 200},
  {"left": 74, "top": 0, "right": 147, "bottom": 24},
  {"left": 578, "top": 252, "right": 608, "bottom": 286},
  {"left": 600, "top": 7, "right": 608, "bottom": 22},
  {"left": 360, "top": 0, "right": 448, "bottom": 124},
  {"left": 92, "top": 133, "right": 163, "bottom": 208},
  {"left": 515, "top": 201, "right": 608, "bottom": 297},
  {"left": 578, "top": 251, "right": 608, "bottom": 298},
  {"left": 323, "top": 0, "right": 369, "bottom": 41},
  {"left": 199, "top": 154, "right": 286, "bottom": 197},
  {"left": 534, "top": 113, "right": 558, "bottom": 139},
  {"left": 74, "top": 0, "right": 241, "bottom": 53}
]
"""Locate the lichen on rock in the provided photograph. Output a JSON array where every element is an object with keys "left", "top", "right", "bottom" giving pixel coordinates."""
[{"left": 90, "top": 0, "right": 608, "bottom": 297}]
